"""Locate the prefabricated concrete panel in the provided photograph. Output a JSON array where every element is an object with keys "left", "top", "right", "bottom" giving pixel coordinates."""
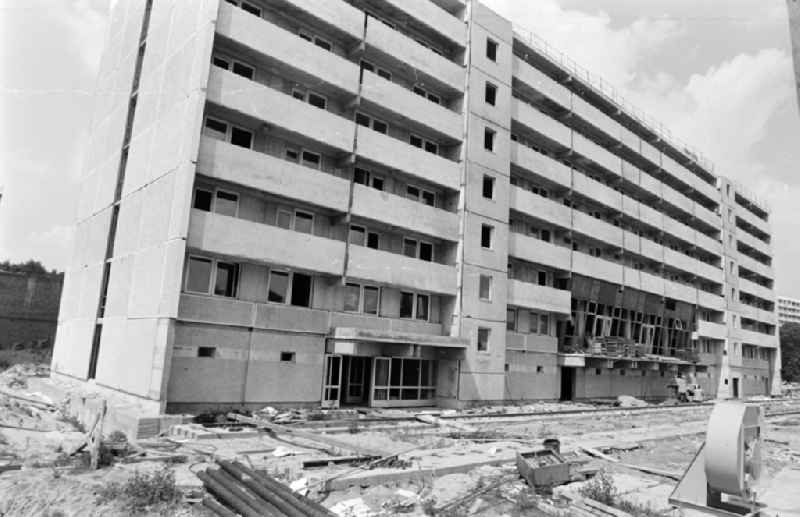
[
  {"left": 460, "top": 263, "right": 508, "bottom": 322},
  {"left": 462, "top": 212, "right": 509, "bottom": 272},
  {"left": 505, "top": 351, "right": 559, "bottom": 401}
]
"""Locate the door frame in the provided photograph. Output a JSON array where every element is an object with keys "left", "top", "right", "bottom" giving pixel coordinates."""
[{"left": 321, "top": 354, "right": 342, "bottom": 408}]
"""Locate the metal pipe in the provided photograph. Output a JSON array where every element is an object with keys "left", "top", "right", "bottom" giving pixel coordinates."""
[
  {"left": 206, "top": 468, "right": 284, "bottom": 516},
  {"left": 226, "top": 460, "right": 333, "bottom": 516},
  {"left": 197, "top": 470, "right": 263, "bottom": 517},
  {"left": 218, "top": 460, "right": 308, "bottom": 517},
  {"left": 202, "top": 494, "right": 238, "bottom": 517}
]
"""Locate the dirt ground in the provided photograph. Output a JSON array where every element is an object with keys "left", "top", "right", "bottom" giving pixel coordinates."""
[{"left": 2, "top": 365, "right": 800, "bottom": 516}]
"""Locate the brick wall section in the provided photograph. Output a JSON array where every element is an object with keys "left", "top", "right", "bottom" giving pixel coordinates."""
[{"left": 0, "top": 271, "right": 64, "bottom": 349}]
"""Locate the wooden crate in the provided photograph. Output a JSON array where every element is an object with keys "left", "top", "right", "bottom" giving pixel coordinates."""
[{"left": 516, "top": 449, "right": 571, "bottom": 488}]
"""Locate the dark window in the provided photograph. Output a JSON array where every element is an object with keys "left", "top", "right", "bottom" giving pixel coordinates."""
[
  {"left": 360, "top": 60, "right": 375, "bottom": 73},
  {"left": 422, "top": 191, "right": 435, "bottom": 206},
  {"left": 212, "top": 56, "right": 229, "bottom": 69},
  {"left": 537, "top": 365, "right": 543, "bottom": 373},
  {"left": 205, "top": 117, "right": 227, "bottom": 135},
  {"left": 186, "top": 257, "right": 212, "bottom": 293},
  {"left": 486, "top": 38, "right": 498, "bottom": 61},
  {"left": 230, "top": 126, "right": 253, "bottom": 149},
  {"left": 292, "top": 89, "right": 305, "bottom": 100},
  {"left": 541, "top": 229, "right": 551, "bottom": 242},
  {"left": 485, "top": 82, "right": 497, "bottom": 105},
  {"left": 364, "top": 286, "right": 380, "bottom": 315},
  {"left": 403, "top": 238, "right": 418, "bottom": 258},
  {"left": 314, "top": 37, "right": 332, "bottom": 51},
  {"left": 214, "top": 190, "right": 238, "bottom": 217},
  {"left": 400, "top": 292, "right": 414, "bottom": 318},
  {"left": 367, "top": 232, "right": 380, "bottom": 249},
  {"left": 371, "top": 177, "right": 384, "bottom": 191},
  {"left": 214, "top": 262, "right": 238, "bottom": 297},
  {"left": 416, "top": 294, "right": 429, "bottom": 321},
  {"left": 479, "top": 275, "right": 491, "bottom": 300},
  {"left": 424, "top": 141, "right": 438, "bottom": 154},
  {"left": 290, "top": 273, "right": 312, "bottom": 307},
  {"left": 299, "top": 32, "right": 313, "bottom": 42},
  {"left": 507, "top": 308, "right": 516, "bottom": 330},
  {"left": 240, "top": 1, "right": 261, "bottom": 16},
  {"left": 276, "top": 210, "right": 292, "bottom": 229},
  {"left": 372, "top": 119, "right": 388, "bottom": 134},
  {"left": 280, "top": 352, "right": 295, "bottom": 362},
  {"left": 268, "top": 271, "right": 289, "bottom": 303},
  {"left": 301, "top": 150, "right": 321, "bottom": 169},
  {"left": 194, "top": 189, "right": 212, "bottom": 211},
  {"left": 477, "top": 327, "right": 490, "bottom": 351},
  {"left": 482, "top": 175, "right": 494, "bottom": 199},
  {"left": 419, "top": 242, "right": 433, "bottom": 262},
  {"left": 308, "top": 92, "right": 326, "bottom": 109},
  {"left": 232, "top": 61, "right": 254, "bottom": 80},
  {"left": 344, "top": 283, "right": 360, "bottom": 312},
  {"left": 294, "top": 211, "right": 313, "bottom": 234},
  {"left": 198, "top": 346, "right": 216, "bottom": 358},
  {"left": 354, "top": 168, "right": 369, "bottom": 185},
  {"left": 481, "top": 224, "right": 493, "bottom": 248},
  {"left": 285, "top": 148, "right": 299, "bottom": 162},
  {"left": 413, "top": 86, "right": 426, "bottom": 97},
  {"left": 355, "top": 112, "right": 370, "bottom": 127},
  {"left": 410, "top": 134, "right": 423, "bottom": 148},
  {"left": 407, "top": 186, "right": 420, "bottom": 200},
  {"left": 377, "top": 68, "right": 391, "bottom": 80},
  {"left": 538, "top": 271, "right": 547, "bottom": 286},
  {"left": 427, "top": 92, "right": 441, "bottom": 105},
  {"left": 484, "top": 127, "right": 495, "bottom": 151}
]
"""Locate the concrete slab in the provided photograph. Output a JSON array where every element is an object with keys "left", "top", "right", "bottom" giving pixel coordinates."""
[{"left": 760, "top": 467, "right": 800, "bottom": 516}]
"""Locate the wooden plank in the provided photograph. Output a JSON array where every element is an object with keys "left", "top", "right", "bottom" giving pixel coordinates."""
[
  {"left": 302, "top": 455, "right": 381, "bottom": 468},
  {"left": 227, "top": 413, "right": 385, "bottom": 457}
]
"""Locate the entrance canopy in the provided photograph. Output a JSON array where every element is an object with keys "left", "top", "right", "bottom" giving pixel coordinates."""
[{"left": 326, "top": 327, "right": 467, "bottom": 360}]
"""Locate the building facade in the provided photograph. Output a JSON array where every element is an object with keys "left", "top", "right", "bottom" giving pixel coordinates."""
[
  {"left": 52, "top": 0, "right": 780, "bottom": 415},
  {"left": 778, "top": 297, "right": 800, "bottom": 326}
]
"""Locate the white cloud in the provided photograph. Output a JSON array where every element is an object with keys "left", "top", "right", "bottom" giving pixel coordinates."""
[{"left": 51, "top": 0, "right": 109, "bottom": 75}]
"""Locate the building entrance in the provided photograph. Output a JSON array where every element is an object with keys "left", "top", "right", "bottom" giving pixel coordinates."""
[{"left": 560, "top": 367, "right": 575, "bottom": 401}]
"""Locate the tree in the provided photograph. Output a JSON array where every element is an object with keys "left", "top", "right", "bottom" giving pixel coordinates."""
[
  {"left": 780, "top": 322, "right": 800, "bottom": 383},
  {"left": 0, "top": 259, "right": 61, "bottom": 275}
]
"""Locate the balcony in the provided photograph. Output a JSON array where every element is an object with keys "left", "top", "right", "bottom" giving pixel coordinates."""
[
  {"left": 364, "top": 17, "right": 464, "bottom": 93},
  {"left": 350, "top": 184, "right": 458, "bottom": 241},
  {"left": 278, "top": 0, "right": 363, "bottom": 40},
  {"left": 661, "top": 182, "right": 694, "bottom": 215},
  {"left": 509, "top": 187, "right": 570, "bottom": 229},
  {"left": 511, "top": 99, "right": 570, "bottom": 148},
  {"left": 738, "top": 252, "right": 774, "bottom": 280},
  {"left": 206, "top": 67, "right": 355, "bottom": 153},
  {"left": 736, "top": 205, "right": 771, "bottom": 237},
  {"left": 380, "top": 0, "right": 465, "bottom": 47},
  {"left": 742, "top": 358, "right": 770, "bottom": 370},
  {"left": 573, "top": 133, "right": 621, "bottom": 174},
  {"left": 510, "top": 143, "right": 570, "bottom": 187},
  {"left": 695, "top": 320, "right": 726, "bottom": 340},
  {"left": 346, "top": 245, "right": 457, "bottom": 295},
  {"left": 661, "top": 154, "right": 718, "bottom": 203},
  {"left": 664, "top": 279, "right": 696, "bottom": 305},
  {"left": 508, "top": 233, "right": 571, "bottom": 271},
  {"left": 187, "top": 210, "right": 345, "bottom": 275},
  {"left": 694, "top": 202, "right": 721, "bottom": 230},
  {"left": 356, "top": 126, "right": 461, "bottom": 190},
  {"left": 697, "top": 290, "right": 725, "bottom": 311},
  {"left": 196, "top": 136, "right": 350, "bottom": 212},
  {"left": 216, "top": 3, "right": 360, "bottom": 96},
  {"left": 737, "top": 328, "right": 777, "bottom": 349},
  {"left": 663, "top": 247, "right": 722, "bottom": 285},
  {"left": 507, "top": 279, "right": 571, "bottom": 315},
  {"left": 736, "top": 226, "right": 771, "bottom": 254},
  {"left": 512, "top": 57, "right": 570, "bottom": 108},
  {"left": 355, "top": 127, "right": 460, "bottom": 190},
  {"left": 736, "top": 302, "right": 777, "bottom": 326},
  {"left": 571, "top": 211, "right": 622, "bottom": 247},
  {"left": 570, "top": 95, "right": 620, "bottom": 141},
  {"left": 639, "top": 270, "right": 665, "bottom": 297},
  {"left": 571, "top": 252, "right": 623, "bottom": 284},
  {"left": 696, "top": 231, "right": 722, "bottom": 257},
  {"left": 738, "top": 277, "right": 774, "bottom": 302},
  {"left": 359, "top": 72, "right": 462, "bottom": 141},
  {"left": 572, "top": 173, "right": 621, "bottom": 211}
]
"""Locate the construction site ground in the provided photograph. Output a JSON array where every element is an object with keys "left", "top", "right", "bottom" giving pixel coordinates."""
[{"left": 2, "top": 363, "right": 800, "bottom": 516}]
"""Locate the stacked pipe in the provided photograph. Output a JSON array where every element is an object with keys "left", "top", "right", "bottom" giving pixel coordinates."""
[{"left": 200, "top": 459, "right": 334, "bottom": 516}]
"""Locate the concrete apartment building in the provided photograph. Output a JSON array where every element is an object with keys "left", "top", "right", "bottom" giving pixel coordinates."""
[
  {"left": 51, "top": 0, "right": 780, "bottom": 417},
  {"left": 778, "top": 297, "right": 800, "bottom": 326}
]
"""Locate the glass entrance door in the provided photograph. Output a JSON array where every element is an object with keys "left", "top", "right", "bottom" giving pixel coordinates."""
[{"left": 321, "top": 354, "right": 342, "bottom": 408}]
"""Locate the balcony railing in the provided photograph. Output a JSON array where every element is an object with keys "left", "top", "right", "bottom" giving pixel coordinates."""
[
  {"left": 507, "top": 279, "right": 571, "bottom": 315},
  {"left": 346, "top": 245, "right": 457, "bottom": 295},
  {"left": 380, "top": 0, "right": 465, "bottom": 47}
]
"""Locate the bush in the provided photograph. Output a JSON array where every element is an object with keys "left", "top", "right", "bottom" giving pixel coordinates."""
[
  {"left": 96, "top": 466, "right": 182, "bottom": 514},
  {"left": 579, "top": 471, "right": 616, "bottom": 506}
]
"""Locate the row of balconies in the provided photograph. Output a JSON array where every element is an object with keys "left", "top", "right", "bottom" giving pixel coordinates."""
[
  {"left": 511, "top": 56, "right": 719, "bottom": 204},
  {"left": 187, "top": 209, "right": 573, "bottom": 317},
  {"left": 735, "top": 203, "right": 771, "bottom": 239},
  {"left": 218, "top": 0, "right": 464, "bottom": 100},
  {"left": 738, "top": 277, "right": 775, "bottom": 304},
  {"left": 506, "top": 232, "right": 725, "bottom": 311},
  {"left": 736, "top": 227, "right": 772, "bottom": 257},
  {"left": 205, "top": 67, "right": 461, "bottom": 190},
  {"left": 511, "top": 146, "right": 723, "bottom": 253},
  {"left": 197, "top": 136, "right": 459, "bottom": 241},
  {"left": 735, "top": 302, "right": 778, "bottom": 327},
  {"left": 734, "top": 327, "right": 778, "bottom": 349},
  {"left": 511, "top": 103, "right": 721, "bottom": 232},
  {"left": 737, "top": 252, "right": 774, "bottom": 281}
]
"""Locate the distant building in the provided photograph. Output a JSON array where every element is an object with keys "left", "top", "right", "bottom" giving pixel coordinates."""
[
  {"left": 0, "top": 269, "right": 63, "bottom": 351},
  {"left": 778, "top": 297, "right": 800, "bottom": 326},
  {"left": 52, "top": 0, "right": 780, "bottom": 417}
]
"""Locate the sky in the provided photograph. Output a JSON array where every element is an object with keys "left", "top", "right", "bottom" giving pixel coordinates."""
[{"left": 1, "top": 0, "right": 799, "bottom": 296}]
